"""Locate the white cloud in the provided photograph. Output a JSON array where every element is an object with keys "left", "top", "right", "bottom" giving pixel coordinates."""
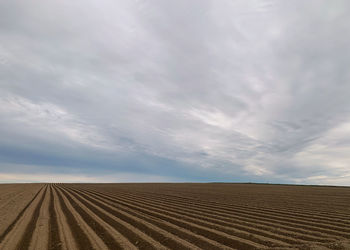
[
  {"left": 0, "top": 94, "right": 114, "bottom": 150},
  {"left": 188, "top": 108, "right": 234, "bottom": 130},
  {"left": 293, "top": 120, "right": 350, "bottom": 177},
  {"left": 0, "top": 0, "right": 350, "bottom": 184}
]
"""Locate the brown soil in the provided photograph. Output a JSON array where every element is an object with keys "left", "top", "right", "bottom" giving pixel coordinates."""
[{"left": 0, "top": 183, "right": 349, "bottom": 250}]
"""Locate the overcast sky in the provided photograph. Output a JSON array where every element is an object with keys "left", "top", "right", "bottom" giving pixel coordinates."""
[{"left": 0, "top": 0, "right": 349, "bottom": 184}]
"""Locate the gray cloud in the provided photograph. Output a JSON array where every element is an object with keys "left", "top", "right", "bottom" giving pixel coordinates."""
[{"left": 0, "top": 0, "right": 350, "bottom": 184}]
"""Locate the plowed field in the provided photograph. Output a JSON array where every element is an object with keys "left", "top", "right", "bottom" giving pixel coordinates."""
[{"left": 0, "top": 183, "right": 349, "bottom": 250}]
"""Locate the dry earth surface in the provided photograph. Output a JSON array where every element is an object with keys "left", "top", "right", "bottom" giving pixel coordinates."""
[{"left": 0, "top": 183, "right": 349, "bottom": 250}]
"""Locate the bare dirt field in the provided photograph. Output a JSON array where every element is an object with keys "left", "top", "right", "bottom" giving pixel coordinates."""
[{"left": 0, "top": 183, "right": 349, "bottom": 250}]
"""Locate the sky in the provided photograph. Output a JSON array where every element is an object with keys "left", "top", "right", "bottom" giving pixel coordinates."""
[{"left": 0, "top": 0, "right": 350, "bottom": 184}]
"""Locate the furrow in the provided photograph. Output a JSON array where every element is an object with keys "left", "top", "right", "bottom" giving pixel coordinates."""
[
  {"left": 54, "top": 186, "right": 94, "bottom": 250},
  {"left": 28, "top": 184, "right": 50, "bottom": 250},
  {"left": 118, "top": 190, "right": 341, "bottom": 241},
  {"left": 96, "top": 190, "right": 330, "bottom": 244},
  {"left": 55, "top": 186, "right": 137, "bottom": 250},
  {"left": 15, "top": 185, "right": 48, "bottom": 250},
  {"left": 55, "top": 186, "right": 111, "bottom": 250},
  {"left": 58, "top": 186, "right": 165, "bottom": 250},
  {"left": 105, "top": 189, "right": 350, "bottom": 223},
  {"left": 81, "top": 187, "right": 340, "bottom": 242},
  {"left": 51, "top": 185, "right": 76, "bottom": 250},
  {"left": 0, "top": 185, "right": 45, "bottom": 245},
  {"left": 176, "top": 204, "right": 350, "bottom": 237},
  {"left": 235, "top": 205, "right": 350, "bottom": 225},
  {"left": 70, "top": 186, "right": 267, "bottom": 249},
  {"left": 16, "top": 186, "right": 47, "bottom": 250},
  {"left": 214, "top": 204, "right": 350, "bottom": 229},
  {"left": 108, "top": 189, "right": 350, "bottom": 227},
  {"left": 48, "top": 185, "right": 62, "bottom": 250},
  {"left": 0, "top": 185, "right": 47, "bottom": 250},
  {"left": 104, "top": 190, "right": 350, "bottom": 238},
  {"left": 269, "top": 205, "right": 350, "bottom": 219},
  {"left": 76, "top": 187, "right": 293, "bottom": 248},
  {"left": 64, "top": 186, "right": 226, "bottom": 250},
  {"left": 63, "top": 187, "right": 199, "bottom": 250},
  {"left": 115, "top": 191, "right": 337, "bottom": 242}
]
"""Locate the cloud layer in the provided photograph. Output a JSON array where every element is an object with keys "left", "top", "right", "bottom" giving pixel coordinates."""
[{"left": 1, "top": 0, "right": 350, "bottom": 184}]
